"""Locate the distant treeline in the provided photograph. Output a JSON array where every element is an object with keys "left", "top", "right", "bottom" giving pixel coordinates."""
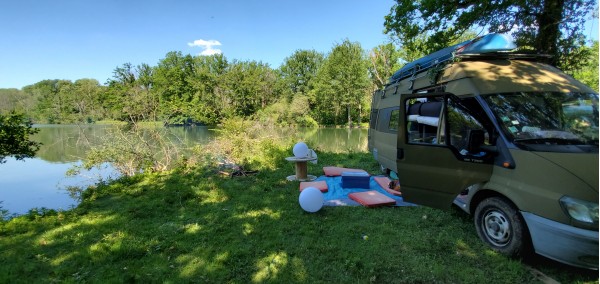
[
  {"left": 1, "top": 39, "right": 597, "bottom": 127},
  {"left": 0, "top": 39, "right": 379, "bottom": 127}
]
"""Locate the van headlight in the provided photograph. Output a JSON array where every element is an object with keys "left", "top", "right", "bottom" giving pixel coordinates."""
[{"left": 559, "top": 196, "right": 599, "bottom": 226}]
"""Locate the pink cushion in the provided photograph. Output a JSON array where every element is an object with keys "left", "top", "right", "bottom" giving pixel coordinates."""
[
  {"left": 349, "top": 190, "right": 396, "bottom": 207},
  {"left": 299, "top": 181, "right": 328, "bottom": 193},
  {"left": 373, "top": 176, "right": 402, "bottom": 196},
  {"left": 322, "top": 166, "right": 367, "bottom": 177}
]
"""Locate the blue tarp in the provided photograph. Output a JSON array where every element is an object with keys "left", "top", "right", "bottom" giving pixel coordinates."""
[{"left": 313, "top": 175, "right": 416, "bottom": 207}]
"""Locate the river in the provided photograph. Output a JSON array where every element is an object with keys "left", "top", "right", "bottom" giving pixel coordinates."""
[{"left": 0, "top": 125, "right": 368, "bottom": 216}]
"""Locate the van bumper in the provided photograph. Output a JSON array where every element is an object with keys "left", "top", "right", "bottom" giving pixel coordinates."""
[{"left": 522, "top": 212, "right": 598, "bottom": 270}]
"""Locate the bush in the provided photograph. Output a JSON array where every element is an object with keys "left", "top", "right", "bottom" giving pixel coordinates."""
[
  {"left": 74, "top": 123, "right": 183, "bottom": 176},
  {"left": 295, "top": 115, "right": 318, "bottom": 127},
  {"left": 254, "top": 96, "right": 319, "bottom": 128},
  {"left": 73, "top": 117, "right": 297, "bottom": 177},
  {"left": 198, "top": 117, "right": 292, "bottom": 171}
]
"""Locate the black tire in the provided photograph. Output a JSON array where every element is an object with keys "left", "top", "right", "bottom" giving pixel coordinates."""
[{"left": 474, "top": 197, "right": 529, "bottom": 257}]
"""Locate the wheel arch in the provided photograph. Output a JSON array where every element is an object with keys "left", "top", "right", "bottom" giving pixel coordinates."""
[
  {"left": 469, "top": 189, "right": 534, "bottom": 253},
  {"left": 469, "top": 189, "right": 513, "bottom": 215}
]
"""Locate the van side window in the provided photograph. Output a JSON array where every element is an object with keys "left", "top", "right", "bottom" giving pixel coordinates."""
[
  {"left": 405, "top": 96, "right": 490, "bottom": 154},
  {"left": 447, "top": 99, "right": 487, "bottom": 154},
  {"left": 376, "top": 106, "right": 399, "bottom": 134},
  {"left": 406, "top": 100, "right": 443, "bottom": 144},
  {"left": 389, "top": 109, "right": 399, "bottom": 131}
]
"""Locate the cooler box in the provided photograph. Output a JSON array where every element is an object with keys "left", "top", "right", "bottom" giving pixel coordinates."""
[{"left": 341, "top": 171, "right": 370, "bottom": 189}]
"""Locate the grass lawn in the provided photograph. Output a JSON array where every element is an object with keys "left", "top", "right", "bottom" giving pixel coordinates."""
[{"left": 0, "top": 151, "right": 597, "bottom": 283}]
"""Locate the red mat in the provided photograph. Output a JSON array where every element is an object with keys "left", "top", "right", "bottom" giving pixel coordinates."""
[
  {"left": 323, "top": 166, "right": 368, "bottom": 177},
  {"left": 348, "top": 190, "right": 397, "bottom": 207},
  {"left": 373, "top": 176, "right": 402, "bottom": 196},
  {"left": 299, "top": 181, "right": 328, "bottom": 193}
]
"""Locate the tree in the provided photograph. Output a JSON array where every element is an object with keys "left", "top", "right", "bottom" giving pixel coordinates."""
[
  {"left": 368, "top": 43, "right": 402, "bottom": 90},
  {"left": 279, "top": 50, "right": 325, "bottom": 101},
  {"left": 573, "top": 40, "right": 599, "bottom": 92},
  {"left": 0, "top": 112, "right": 40, "bottom": 163},
  {"left": 384, "top": 0, "right": 596, "bottom": 70},
  {"left": 224, "top": 60, "right": 279, "bottom": 118},
  {"left": 71, "top": 79, "right": 104, "bottom": 122},
  {"left": 24, "top": 79, "right": 74, "bottom": 123},
  {"left": 107, "top": 63, "right": 159, "bottom": 122},
  {"left": 312, "top": 39, "right": 371, "bottom": 126},
  {"left": 189, "top": 54, "right": 230, "bottom": 125},
  {"left": 0, "top": 89, "right": 26, "bottom": 114},
  {"left": 153, "top": 52, "right": 196, "bottom": 125}
]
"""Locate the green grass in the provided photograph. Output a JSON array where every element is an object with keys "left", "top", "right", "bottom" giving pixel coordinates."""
[{"left": 0, "top": 151, "right": 598, "bottom": 283}]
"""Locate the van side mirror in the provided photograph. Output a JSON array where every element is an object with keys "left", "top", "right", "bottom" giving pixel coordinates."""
[{"left": 467, "top": 129, "right": 485, "bottom": 153}]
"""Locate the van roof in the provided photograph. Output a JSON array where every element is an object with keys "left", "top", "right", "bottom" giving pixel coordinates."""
[{"left": 440, "top": 59, "right": 596, "bottom": 96}]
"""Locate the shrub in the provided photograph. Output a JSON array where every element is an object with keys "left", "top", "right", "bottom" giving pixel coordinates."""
[
  {"left": 74, "top": 123, "right": 183, "bottom": 176},
  {"left": 198, "top": 117, "right": 292, "bottom": 171}
]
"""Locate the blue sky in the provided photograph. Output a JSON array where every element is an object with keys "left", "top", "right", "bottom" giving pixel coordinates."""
[{"left": 0, "top": 0, "right": 597, "bottom": 89}]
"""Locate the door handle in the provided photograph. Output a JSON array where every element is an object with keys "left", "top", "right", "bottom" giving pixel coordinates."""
[{"left": 397, "top": 148, "right": 404, "bottom": 159}]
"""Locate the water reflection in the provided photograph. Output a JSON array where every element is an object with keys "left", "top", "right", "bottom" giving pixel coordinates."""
[
  {"left": 32, "top": 124, "right": 217, "bottom": 163},
  {"left": 298, "top": 128, "right": 368, "bottom": 153},
  {"left": 30, "top": 125, "right": 367, "bottom": 163},
  {"left": 0, "top": 158, "right": 117, "bottom": 216}
]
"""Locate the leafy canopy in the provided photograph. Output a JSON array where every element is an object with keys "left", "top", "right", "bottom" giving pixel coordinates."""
[
  {"left": 279, "top": 49, "right": 325, "bottom": 98},
  {"left": 311, "top": 39, "right": 371, "bottom": 126},
  {"left": 368, "top": 43, "right": 402, "bottom": 90},
  {"left": 384, "top": 0, "right": 597, "bottom": 70}
]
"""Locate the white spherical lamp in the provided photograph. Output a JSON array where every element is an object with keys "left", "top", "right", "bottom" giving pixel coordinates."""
[
  {"left": 293, "top": 142, "right": 309, "bottom": 158},
  {"left": 299, "top": 187, "right": 324, "bottom": 213}
]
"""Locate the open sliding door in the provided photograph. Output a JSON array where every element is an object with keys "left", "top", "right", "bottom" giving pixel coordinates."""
[{"left": 397, "top": 93, "right": 494, "bottom": 209}]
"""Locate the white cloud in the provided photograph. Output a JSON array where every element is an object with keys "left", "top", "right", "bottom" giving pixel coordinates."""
[
  {"left": 188, "top": 39, "right": 221, "bottom": 47},
  {"left": 188, "top": 39, "right": 222, "bottom": 56},
  {"left": 200, "top": 47, "right": 222, "bottom": 56}
]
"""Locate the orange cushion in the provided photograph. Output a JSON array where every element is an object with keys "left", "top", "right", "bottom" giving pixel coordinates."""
[
  {"left": 299, "top": 181, "right": 328, "bottom": 193},
  {"left": 373, "top": 176, "right": 402, "bottom": 196},
  {"left": 348, "top": 190, "right": 396, "bottom": 207},
  {"left": 322, "top": 166, "right": 368, "bottom": 177}
]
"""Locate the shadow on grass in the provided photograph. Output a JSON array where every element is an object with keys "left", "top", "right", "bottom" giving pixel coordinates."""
[{"left": 1, "top": 151, "right": 597, "bottom": 283}]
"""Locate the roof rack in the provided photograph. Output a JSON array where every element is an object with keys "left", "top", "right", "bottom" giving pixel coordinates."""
[
  {"left": 456, "top": 52, "right": 552, "bottom": 61},
  {"left": 387, "top": 33, "right": 518, "bottom": 85}
]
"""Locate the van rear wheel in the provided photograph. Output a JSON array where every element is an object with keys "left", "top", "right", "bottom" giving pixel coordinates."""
[{"left": 474, "top": 197, "right": 528, "bottom": 257}]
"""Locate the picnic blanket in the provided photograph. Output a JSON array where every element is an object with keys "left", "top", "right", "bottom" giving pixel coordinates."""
[{"left": 310, "top": 175, "right": 416, "bottom": 207}]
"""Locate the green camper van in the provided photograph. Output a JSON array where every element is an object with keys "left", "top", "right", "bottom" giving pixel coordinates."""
[{"left": 368, "top": 34, "right": 598, "bottom": 269}]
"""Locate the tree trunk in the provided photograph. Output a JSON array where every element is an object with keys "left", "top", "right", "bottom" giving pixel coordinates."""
[
  {"left": 347, "top": 104, "right": 352, "bottom": 127},
  {"left": 536, "top": 0, "right": 564, "bottom": 66},
  {"left": 358, "top": 100, "right": 362, "bottom": 127}
]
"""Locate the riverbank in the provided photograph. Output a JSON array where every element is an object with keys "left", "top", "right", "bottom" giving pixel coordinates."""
[{"left": 0, "top": 150, "right": 596, "bottom": 283}]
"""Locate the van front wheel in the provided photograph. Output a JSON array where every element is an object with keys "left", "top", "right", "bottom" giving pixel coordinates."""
[{"left": 474, "top": 197, "right": 528, "bottom": 257}]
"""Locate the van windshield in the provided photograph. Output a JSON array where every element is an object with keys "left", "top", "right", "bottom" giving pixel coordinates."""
[{"left": 483, "top": 92, "right": 599, "bottom": 151}]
